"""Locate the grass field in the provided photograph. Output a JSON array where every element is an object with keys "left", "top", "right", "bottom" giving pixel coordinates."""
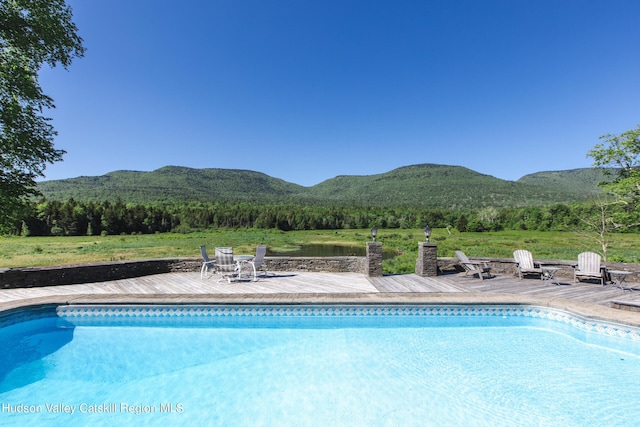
[{"left": 1, "top": 228, "right": 638, "bottom": 273}]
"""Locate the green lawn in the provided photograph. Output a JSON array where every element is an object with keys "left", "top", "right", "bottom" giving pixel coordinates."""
[{"left": 1, "top": 228, "right": 638, "bottom": 273}]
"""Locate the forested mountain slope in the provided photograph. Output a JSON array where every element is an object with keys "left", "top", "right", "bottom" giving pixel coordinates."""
[
  {"left": 307, "top": 164, "right": 589, "bottom": 208},
  {"left": 38, "top": 166, "right": 305, "bottom": 203},
  {"left": 517, "top": 168, "right": 613, "bottom": 195},
  {"left": 37, "top": 164, "right": 605, "bottom": 209}
]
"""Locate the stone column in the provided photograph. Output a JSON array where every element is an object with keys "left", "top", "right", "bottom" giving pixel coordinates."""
[
  {"left": 366, "top": 242, "right": 383, "bottom": 277},
  {"left": 416, "top": 242, "right": 438, "bottom": 277}
]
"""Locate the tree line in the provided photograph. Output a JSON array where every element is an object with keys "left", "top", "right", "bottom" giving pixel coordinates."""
[{"left": 11, "top": 197, "right": 638, "bottom": 237}]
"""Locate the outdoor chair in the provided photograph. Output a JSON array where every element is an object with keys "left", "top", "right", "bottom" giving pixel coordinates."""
[
  {"left": 455, "top": 250, "right": 492, "bottom": 280},
  {"left": 513, "top": 249, "right": 543, "bottom": 280},
  {"left": 573, "top": 251, "right": 605, "bottom": 285},
  {"left": 200, "top": 245, "right": 217, "bottom": 279},
  {"left": 214, "top": 247, "right": 240, "bottom": 283},
  {"left": 239, "top": 245, "right": 268, "bottom": 281}
]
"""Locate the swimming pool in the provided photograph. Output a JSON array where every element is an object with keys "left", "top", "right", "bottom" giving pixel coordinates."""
[{"left": 1, "top": 304, "right": 640, "bottom": 426}]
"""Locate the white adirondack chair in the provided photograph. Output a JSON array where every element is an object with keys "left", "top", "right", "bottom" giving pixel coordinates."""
[
  {"left": 455, "top": 250, "right": 492, "bottom": 280},
  {"left": 513, "top": 250, "right": 543, "bottom": 280},
  {"left": 573, "top": 252, "right": 604, "bottom": 285}
]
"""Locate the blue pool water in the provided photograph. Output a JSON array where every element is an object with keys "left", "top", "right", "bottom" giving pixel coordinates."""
[{"left": 1, "top": 304, "right": 640, "bottom": 426}]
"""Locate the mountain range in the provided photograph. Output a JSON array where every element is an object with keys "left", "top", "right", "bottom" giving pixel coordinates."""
[{"left": 36, "top": 164, "right": 611, "bottom": 209}]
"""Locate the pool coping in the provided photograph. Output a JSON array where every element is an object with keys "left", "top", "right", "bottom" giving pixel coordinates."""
[{"left": 3, "top": 292, "right": 640, "bottom": 328}]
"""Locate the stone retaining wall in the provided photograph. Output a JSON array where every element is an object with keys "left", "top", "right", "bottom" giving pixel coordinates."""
[
  {"left": 265, "top": 257, "right": 367, "bottom": 274},
  {"left": 0, "top": 257, "right": 366, "bottom": 289},
  {"left": 0, "top": 259, "right": 199, "bottom": 290}
]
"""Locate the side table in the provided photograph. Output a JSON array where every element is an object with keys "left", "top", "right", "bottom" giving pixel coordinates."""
[
  {"left": 541, "top": 266, "right": 561, "bottom": 286},
  {"left": 608, "top": 270, "right": 633, "bottom": 291}
]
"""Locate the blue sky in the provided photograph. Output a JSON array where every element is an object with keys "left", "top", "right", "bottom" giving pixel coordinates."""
[{"left": 38, "top": 0, "right": 640, "bottom": 187}]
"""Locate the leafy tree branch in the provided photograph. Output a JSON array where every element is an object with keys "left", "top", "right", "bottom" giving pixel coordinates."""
[
  {"left": 0, "top": 0, "right": 85, "bottom": 232},
  {"left": 588, "top": 124, "right": 640, "bottom": 200}
]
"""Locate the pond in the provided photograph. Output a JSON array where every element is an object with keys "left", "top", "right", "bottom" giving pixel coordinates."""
[
  {"left": 266, "top": 244, "right": 364, "bottom": 257},
  {"left": 266, "top": 244, "right": 396, "bottom": 259}
]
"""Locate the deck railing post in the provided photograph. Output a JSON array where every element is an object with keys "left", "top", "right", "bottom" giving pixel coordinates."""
[
  {"left": 416, "top": 242, "right": 438, "bottom": 277},
  {"left": 366, "top": 242, "right": 383, "bottom": 277}
]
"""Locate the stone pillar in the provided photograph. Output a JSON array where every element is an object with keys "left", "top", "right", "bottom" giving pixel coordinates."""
[
  {"left": 416, "top": 242, "right": 438, "bottom": 277},
  {"left": 366, "top": 242, "right": 383, "bottom": 277}
]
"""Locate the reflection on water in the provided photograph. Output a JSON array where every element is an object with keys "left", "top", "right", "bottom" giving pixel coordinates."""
[
  {"left": 266, "top": 244, "right": 395, "bottom": 259},
  {"left": 0, "top": 316, "right": 75, "bottom": 393},
  {"left": 267, "top": 244, "right": 364, "bottom": 257}
]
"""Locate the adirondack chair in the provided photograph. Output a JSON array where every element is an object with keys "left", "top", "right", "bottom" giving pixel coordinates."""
[
  {"left": 455, "top": 250, "right": 492, "bottom": 280},
  {"left": 513, "top": 250, "right": 543, "bottom": 280},
  {"left": 573, "top": 252, "right": 604, "bottom": 285}
]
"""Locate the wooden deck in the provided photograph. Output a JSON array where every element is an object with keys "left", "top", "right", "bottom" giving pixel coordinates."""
[
  {"left": 1, "top": 269, "right": 640, "bottom": 306},
  {"left": 440, "top": 272, "right": 640, "bottom": 307},
  {"left": 0, "top": 272, "right": 377, "bottom": 302}
]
